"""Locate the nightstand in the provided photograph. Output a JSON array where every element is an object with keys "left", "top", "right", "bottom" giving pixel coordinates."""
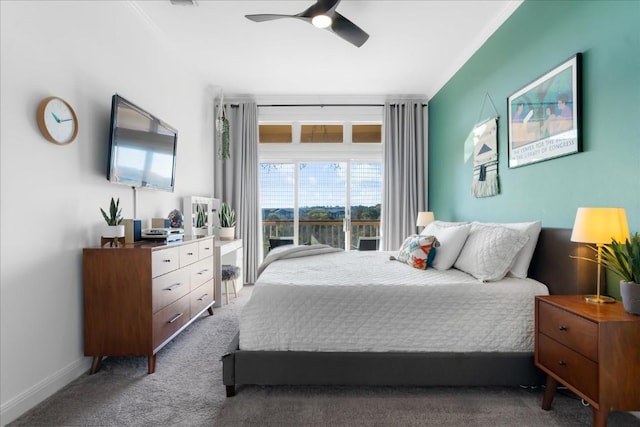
[{"left": 535, "top": 295, "right": 640, "bottom": 427}]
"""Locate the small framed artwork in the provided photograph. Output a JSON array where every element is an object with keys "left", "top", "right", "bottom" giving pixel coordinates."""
[{"left": 507, "top": 53, "right": 582, "bottom": 168}]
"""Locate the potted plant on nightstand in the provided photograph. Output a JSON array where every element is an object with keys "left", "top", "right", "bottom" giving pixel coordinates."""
[
  {"left": 218, "top": 202, "right": 236, "bottom": 241},
  {"left": 100, "top": 197, "right": 124, "bottom": 245},
  {"left": 601, "top": 232, "right": 640, "bottom": 315}
]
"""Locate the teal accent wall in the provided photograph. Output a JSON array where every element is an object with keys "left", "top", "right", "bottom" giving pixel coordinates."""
[{"left": 429, "top": 1, "right": 640, "bottom": 232}]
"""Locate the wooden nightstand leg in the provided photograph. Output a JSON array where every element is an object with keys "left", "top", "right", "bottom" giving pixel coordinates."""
[
  {"left": 592, "top": 407, "right": 608, "bottom": 427},
  {"left": 542, "top": 375, "right": 558, "bottom": 410},
  {"left": 147, "top": 354, "right": 156, "bottom": 374}
]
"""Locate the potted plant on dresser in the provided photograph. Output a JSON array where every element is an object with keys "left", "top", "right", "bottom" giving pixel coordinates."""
[
  {"left": 194, "top": 203, "right": 209, "bottom": 236},
  {"left": 602, "top": 232, "right": 640, "bottom": 314},
  {"left": 218, "top": 202, "right": 236, "bottom": 241},
  {"left": 100, "top": 197, "right": 124, "bottom": 246}
]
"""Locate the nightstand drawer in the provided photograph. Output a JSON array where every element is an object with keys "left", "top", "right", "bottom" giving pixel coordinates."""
[
  {"left": 538, "top": 301, "right": 598, "bottom": 361},
  {"left": 538, "top": 334, "right": 598, "bottom": 402}
]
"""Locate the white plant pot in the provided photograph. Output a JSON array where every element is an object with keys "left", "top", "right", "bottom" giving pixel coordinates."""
[
  {"left": 194, "top": 227, "right": 208, "bottom": 237},
  {"left": 103, "top": 224, "right": 125, "bottom": 238},
  {"left": 219, "top": 226, "right": 235, "bottom": 241}
]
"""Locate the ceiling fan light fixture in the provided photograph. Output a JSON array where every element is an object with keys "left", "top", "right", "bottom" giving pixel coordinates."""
[{"left": 312, "top": 14, "right": 332, "bottom": 29}]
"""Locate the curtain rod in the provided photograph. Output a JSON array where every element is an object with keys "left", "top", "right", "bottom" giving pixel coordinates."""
[{"left": 226, "top": 103, "right": 427, "bottom": 107}]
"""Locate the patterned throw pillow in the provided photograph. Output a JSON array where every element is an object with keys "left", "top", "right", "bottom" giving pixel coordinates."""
[{"left": 393, "top": 234, "right": 440, "bottom": 269}]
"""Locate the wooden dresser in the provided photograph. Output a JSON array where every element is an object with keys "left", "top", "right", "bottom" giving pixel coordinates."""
[
  {"left": 83, "top": 236, "right": 216, "bottom": 374},
  {"left": 535, "top": 295, "right": 640, "bottom": 427}
]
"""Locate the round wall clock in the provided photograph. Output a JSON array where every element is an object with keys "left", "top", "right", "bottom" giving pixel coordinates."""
[{"left": 36, "top": 96, "right": 78, "bottom": 145}]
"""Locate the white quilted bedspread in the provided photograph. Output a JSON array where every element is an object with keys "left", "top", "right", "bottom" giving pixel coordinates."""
[{"left": 240, "top": 251, "right": 549, "bottom": 353}]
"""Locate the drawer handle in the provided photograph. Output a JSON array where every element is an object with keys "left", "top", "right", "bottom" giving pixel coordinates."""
[
  {"left": 162, "top": 259, "right": 172, "bottom": 263},
  {"left": 164, "top": 282, "right": 183, "bottom": 291},
  {"left": 197, "top": 269, "right": 209, "bottom": 275},
  {"left": 198, "top": 293, "right": 209, "bottom": 301},
  {"left": 203, "top": 247, "right": 211, "bottom": 250},
  {"left": 559, "top": 361, "right": 567, "bottom": 367},
  {"left": 559, "top": 325, "right": 568, "bottom": 331},
  {"left": 187, "top": 252, "right": 194, "bottom": 256},
  {"left": 167, "top": 312, "right": 184, "bottom": 324}
]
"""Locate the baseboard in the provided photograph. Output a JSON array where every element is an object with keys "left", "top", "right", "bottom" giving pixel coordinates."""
[{"left": 0, "top": 357, "right": 91, "bottom": 426}]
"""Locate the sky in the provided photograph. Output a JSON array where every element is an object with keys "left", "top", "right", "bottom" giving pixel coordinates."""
[{"left": 260, "top": 162, "right": 382, "bottom": 209}]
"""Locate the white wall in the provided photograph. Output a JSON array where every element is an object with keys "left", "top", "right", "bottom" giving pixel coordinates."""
[{"left": 0, "top": 1, "right": 215, "bottom": 423}]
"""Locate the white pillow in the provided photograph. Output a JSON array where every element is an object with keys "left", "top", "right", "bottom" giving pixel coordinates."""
[
  {"left": 421, "top": 222, "right": 471, "bottom": 270},
  {"left": 423, "top": 220, "right": 469, "bottom": 229},
  {"left": 475, "top": 221, "right": 542, "bottom": 278},
  {"left": 454, "top": 224, "right": 530, "bottom": 282}
]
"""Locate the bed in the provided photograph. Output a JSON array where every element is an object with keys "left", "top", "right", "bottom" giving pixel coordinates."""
[{"left": 222, "top": 226, "right": 596, "bottom": 397}]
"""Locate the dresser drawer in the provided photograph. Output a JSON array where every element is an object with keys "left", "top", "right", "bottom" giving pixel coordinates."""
[
  {"left": 152, "top": 247, "right": 180, "bottom": 277},
  {"left": 152, "top": 267, "right": 190, "bottom": 313},
  {"left": 153, "top": 295, "right": 190, "bottom": 348},
  {"left": 191, "top": 280, "right": 214, "bottom": 316},
  {"left": 179, "top": 242, "right": 199, "bottom": 267},
  {"left": 538, "top": 301, "right": 598, "bottom": 361},
  {"left": 191, "top": 257, "right": 214, "bottom": 290},
  {"left": 198, "top": 238, "right": 214, "bottom": 259},
  {"left": 538, "top": 334, "right": 599, "bottom": 402}
]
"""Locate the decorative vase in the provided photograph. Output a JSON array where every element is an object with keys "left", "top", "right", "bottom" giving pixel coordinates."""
[
  {"left": 620, "top": 281, "right": 640, "bottom": 315},
  {"left": 103, "top": 225, "right": 125, "bottom": 238},
  {"left": 219, "top": 226, "right": 235, "bottom": 241}
]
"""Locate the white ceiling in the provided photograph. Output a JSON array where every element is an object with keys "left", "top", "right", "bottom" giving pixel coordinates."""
[{"left": 130, "top": 0, "right": 523, "bottom": 99}]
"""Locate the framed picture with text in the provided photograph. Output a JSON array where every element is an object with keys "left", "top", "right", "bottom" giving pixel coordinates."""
[{"left": 507, "top": 53, "right": 582, "bottom": 168}]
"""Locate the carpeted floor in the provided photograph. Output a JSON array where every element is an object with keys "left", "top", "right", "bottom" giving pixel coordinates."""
[{"left": 9, "top": 285, "right": 640, "bottom": 427}]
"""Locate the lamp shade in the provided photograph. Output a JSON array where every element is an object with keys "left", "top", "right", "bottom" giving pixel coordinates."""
[
  {"left": 416, "top": 211, "right": 435, "bottom": 227},
  {"left": 570, "top": 207, "right": 630, "bottom": 244}
]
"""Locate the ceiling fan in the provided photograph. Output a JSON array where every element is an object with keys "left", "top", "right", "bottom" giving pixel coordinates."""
[{"left": 245, "top": 0, "right": 369, "bottom": 48}]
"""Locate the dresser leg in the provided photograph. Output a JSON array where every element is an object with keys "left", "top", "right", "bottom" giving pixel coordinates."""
[
  {"left": 592, "top": 407, "right": 608, "bottom": 427},
  {"left": 541, "top": 376, "right": 558, "bottom": 410},
  {"left": 207, "top": 306, "right": 214, "bottom": 316},
  {"left": 147, "top": 354, "right": 156, "bottom": 374},
  {"left": 89, "top": 356, "right": 103, "bottom": 374}
]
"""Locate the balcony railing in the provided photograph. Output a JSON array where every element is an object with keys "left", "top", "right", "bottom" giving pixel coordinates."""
[{"left": 263, "top": 219, "right": 380, "bottom": 251}]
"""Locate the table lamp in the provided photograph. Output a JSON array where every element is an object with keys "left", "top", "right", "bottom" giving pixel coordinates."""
[
  {"left": 416, "top": 212, "right": 435, "bottom": 231},
  {"left": 570, "top": 207, "right": 630, "bottom": 303}
]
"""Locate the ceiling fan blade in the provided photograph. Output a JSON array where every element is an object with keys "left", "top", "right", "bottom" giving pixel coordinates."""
[
  {"left": 245, "top": 14, "right": 295, "bottom": 23},
  {"left": 328, "top": 12, "right": 369, "bottom": 47}
]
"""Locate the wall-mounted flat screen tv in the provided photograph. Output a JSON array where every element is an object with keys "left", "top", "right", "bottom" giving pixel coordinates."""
[{"left": 107, "top": 94, "right": 177, "bottom": 192}]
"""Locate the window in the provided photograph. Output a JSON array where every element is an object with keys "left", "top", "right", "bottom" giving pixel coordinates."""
[
  {"left": 300, "top": 124, "right": 343, "bottom": 143},
  {"left": 259, "top": 124, "right": 292, "bottom": 143},
  {"left": 258, "top": 106, "right": 383, "bottom": 255}
]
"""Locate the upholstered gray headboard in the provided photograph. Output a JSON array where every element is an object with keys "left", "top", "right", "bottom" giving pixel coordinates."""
[{"left": 528, "top": 227, "right": 597, "bottom": 295}]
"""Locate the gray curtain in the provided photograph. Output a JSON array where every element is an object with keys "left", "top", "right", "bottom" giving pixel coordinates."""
[
  {"left": 214, "top": 102, "right": 260, "bottom": 284},
  {"left": 381, "top": 101, "right": 427, "bottom": 250}
]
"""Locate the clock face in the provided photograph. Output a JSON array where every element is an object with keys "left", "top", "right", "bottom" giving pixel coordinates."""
[{"left": 37, "top": 97, "right": 78, "bottom": 144}]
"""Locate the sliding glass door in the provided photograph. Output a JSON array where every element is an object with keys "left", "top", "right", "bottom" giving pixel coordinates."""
[{"left": 260, "top": 161, "right": 381, "bottom": 253}]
